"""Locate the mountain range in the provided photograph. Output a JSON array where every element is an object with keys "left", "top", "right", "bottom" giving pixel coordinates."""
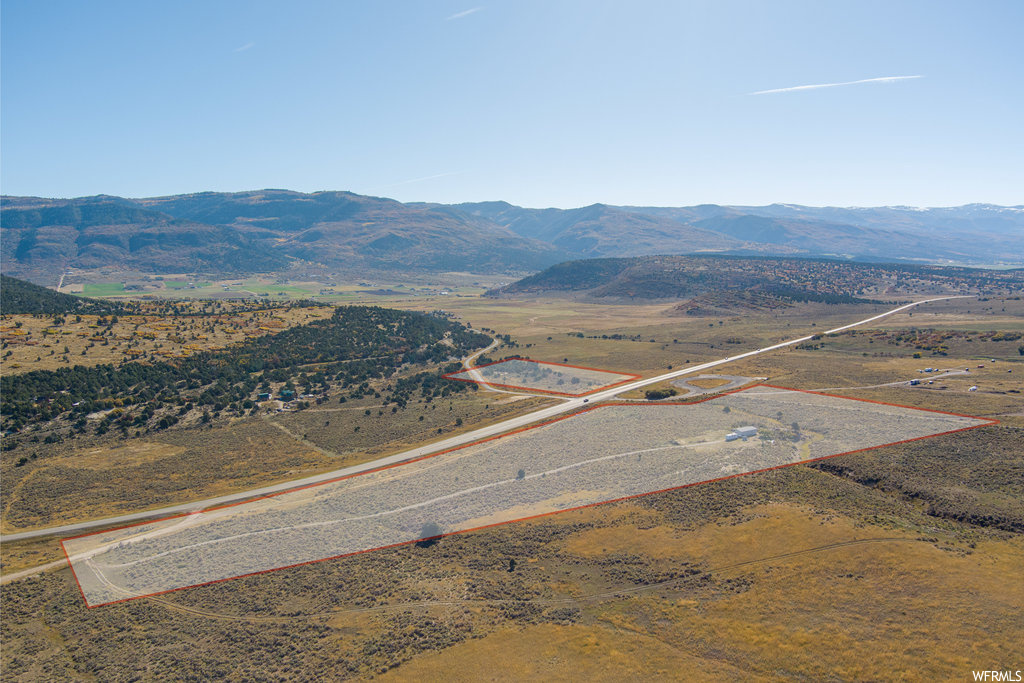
[{"left": 2, "top": 190, "right": 1021, "bottom": 283}]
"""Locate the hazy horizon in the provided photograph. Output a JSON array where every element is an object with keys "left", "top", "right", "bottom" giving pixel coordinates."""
[{"left": 2, "top": 188, "right": 1021, "bottom": 213}]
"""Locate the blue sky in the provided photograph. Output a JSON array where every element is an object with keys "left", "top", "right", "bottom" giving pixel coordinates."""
[{"left": 2, "top": 0, "right": 1021, "bottom": 207}]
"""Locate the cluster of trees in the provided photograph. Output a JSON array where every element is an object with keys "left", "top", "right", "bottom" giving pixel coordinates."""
[
  {"left": 758, "top": 285, "right": 873, "bottom": 305},
  {"left": 1, "top": 306, "right": 490, "bottom": 435},
  {"left": 123, "top": 297, "right": 300, "bottom": 318},
  {"left": 382, "top": 365, "right": 475, "bottom": 408},
  {"left": 645, "top": 388, "right": 678, "bottom": 400}
]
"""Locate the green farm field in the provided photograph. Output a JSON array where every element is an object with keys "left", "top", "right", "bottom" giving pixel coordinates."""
[{"left": 81, "top": 282, "right": 126, "bottom": 296}]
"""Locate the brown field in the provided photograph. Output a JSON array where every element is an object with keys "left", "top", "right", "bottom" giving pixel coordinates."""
[
  {"left": 0, "top": 419, "right": 328, "bottom": 533},
  {"left": 4, "top": 293, "right": 1019, "bottom": 534},
  {"left": 684, "top": 377, "right": 733, "bottom": 389},
  {"left": 0, "top": 386, "right": 555, "bottom": 534},
  {"left": 395, "top": 296, "right": 1024, "bottom": 377},
  {"left": 383, "top": 504, "right": 1024, "bottom": 682},
  {"left": 0, "top": 534, "right": 66, "bottom": 575},
  {"left": 0, "top": 304, "right": 328, "bottom": 375},
  {"left": 871, "top": 294, "right": 1024, "bottom": 331},
  {"left": 1, "top": 291, "right": 1021, "bottom": 680},
  {"left": 3, "top": 461, "right": 1021, "bottom": 680},
  {"left": 273, "top": 391, "right": 556, "bottom": 462}
]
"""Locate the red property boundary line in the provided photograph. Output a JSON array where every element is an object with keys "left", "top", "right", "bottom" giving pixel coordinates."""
[
  {"left": 442, "top": 357, "right": 642, "bottom": 397},
  {"left": 62, "top": 384, "right": 998, "bottom": 608}
]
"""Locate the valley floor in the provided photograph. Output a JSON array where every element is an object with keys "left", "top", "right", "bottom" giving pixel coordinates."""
[{"left": 2, "top": 294, "right": 1022, "bottom": 680}]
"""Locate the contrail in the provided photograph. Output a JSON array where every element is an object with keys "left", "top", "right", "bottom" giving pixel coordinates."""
[
  {"left": 445, "top": 7, "right": 481, "bottom": 21},
  {"left": 749, "top": 75, "right": 923, "bottom": 95}
]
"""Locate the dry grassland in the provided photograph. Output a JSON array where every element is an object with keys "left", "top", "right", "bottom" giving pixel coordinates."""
[
  {"left": 1, "top": 293, "right": 1021, "bottom": 679},
  {"left": 0, "top": 534, "right": 66, "bottom": 575},
  {"left": 2, "top": 438, "right": 1020, "bottom": 680},
  {"left": 396, "top": 297, "right": 961, "bottom": 377},
  {"left": 1, "top": 420, "right": 328, "bottom": 533},
  {"left": 0, "top": 389, "right": 555, "bottom": 534},
  {"left": 874, "top": 295, "right": 1024, "bottom": 331},
  {"left": 0, "top": 305, "right": 327, "bottom": 375},
  {"left": 686, "top": 377, "right": 734, "bottom": 389},
  {"left": 273, "top": 391, "right": 556, "bottom": 463},
  {"left": 384, "top": 622, "right": 749, "bottom": 681},
  {"left": 721, "top": 348, "right": 1020, "bottom": 420},
  {"left": 383, "top": 503, "right": 1023, "bottom": 682}
]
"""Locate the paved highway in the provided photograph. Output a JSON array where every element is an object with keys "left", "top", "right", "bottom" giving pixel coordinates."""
[{"left": 0, "top": 295, "right": 968, "bottom": 544}]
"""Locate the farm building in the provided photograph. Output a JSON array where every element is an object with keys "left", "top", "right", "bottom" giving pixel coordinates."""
[{"left": 726, "top": 425, "right": 758, "bottom": 441}]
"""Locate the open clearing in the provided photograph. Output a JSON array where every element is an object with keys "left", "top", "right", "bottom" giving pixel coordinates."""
[
  {"left": 64, "top": 387, "right": 989, "bottom": 606},
  {"left": 444, "top": 358, "right": 640, "bottom": 396}
]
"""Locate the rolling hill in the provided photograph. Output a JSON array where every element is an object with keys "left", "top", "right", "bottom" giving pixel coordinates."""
[
  {"left": 489, "top": 254, "right": 1024, "bottom": 308},
  {"left": 0, "top": 274, "right": 127, "bottom": 315}
]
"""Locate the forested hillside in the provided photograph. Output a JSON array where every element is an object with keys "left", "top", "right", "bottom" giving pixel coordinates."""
[
  {"left": 0, "top": 274, "right": 128, "bottom": 315},
  {"left": 491, "top": 255, "right": 1024, "bottom": 304},
  {"left": 450, "top": 202, "right": 740, "bottom": 257}
]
